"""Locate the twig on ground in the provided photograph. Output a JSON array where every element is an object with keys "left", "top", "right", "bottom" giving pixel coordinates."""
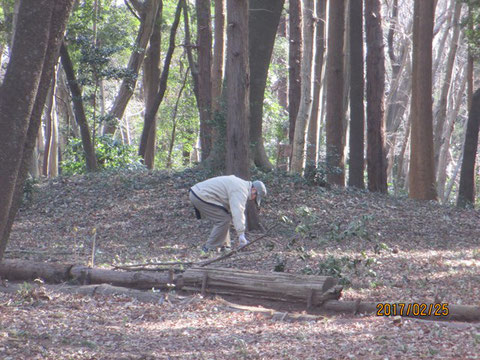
[
  {"left": 113, "top": 261, "right": 194, "bottom": 271},
  {"left": 197, "top": 224, "right": 279, "bottom": 267}
]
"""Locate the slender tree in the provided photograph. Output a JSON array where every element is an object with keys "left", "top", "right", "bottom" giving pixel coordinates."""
[
  {"left": 409, "top": 0, "right": 437, "bottom": 200},
  {"left": 433, "top": 0, "right": 462, "bottom": 174},
  {"left": 457, "top": 89, "right": 480, "bottom": 208},
  {"left": 325, "top": 0, "right": 345, "bottom": 186},
  {"left": 138, "top": 0, "right": 182, "bottom": 161},
  {"left": 288, "top": 0, "right": 302, "bottom": 148},
  {"left": 212, "top": 0, "right": 225, "bottom": 113},
  {"left": 104, "top": 0, "right": 160, "bottom": 135},
  {"left": 196, "top": 0, "right": 213, "bottom": 160},
  {"left": 225, "top": 0, "right": 250, "bottom": 178},
  {"left": 306, "top": 0, "right": 326, "bottom": 173},
  {"left": 142, "top": 3, "right": 162, "bottom": 169},
  {"left": 365, "top": 0, "right": 387, "bottom": 192},
  {"left": 291, "top": 0, "right": 314, "bottom": 174},
  {"left": 348, "top": 0, "right": 365, "bottom": 189},
  {"left": 60, "top": 42, "right": 98, "bottom": 172}
]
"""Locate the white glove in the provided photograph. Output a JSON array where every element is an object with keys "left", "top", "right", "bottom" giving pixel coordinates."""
[{"left": 238, "top": 234, "right": 248, "bottom": 247}]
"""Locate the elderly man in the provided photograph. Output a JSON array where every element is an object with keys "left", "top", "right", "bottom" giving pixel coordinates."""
[{"left": 189, "top": 175, "right": 267, "bottom": 252}]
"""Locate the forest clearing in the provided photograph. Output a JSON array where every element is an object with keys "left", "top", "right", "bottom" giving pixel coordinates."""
[{"left": 1, "top": 170, "right": 479, "bottom": 359}]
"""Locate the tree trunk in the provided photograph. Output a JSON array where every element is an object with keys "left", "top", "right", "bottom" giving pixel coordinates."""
[
  {"left": 306, "top": 0, "right": 326, "bottom": 175},
  {"left": 42, "top": 80, "right": 55, "bottom": 177},
  {"left": 166, "top": 69, "right": 189, "bottom": 168},
  {"left": 104, "top": 0, "right": 160, "bottom": 135},
  {"left": 365, "top": 0, "right": 387, "bottom": 193},
  {"left": 138, "top": 0, "right": 182, "bottom": 161},
  {"left": 290, "top": 0, "right": 314, "bottom": 174},
  {"left": 395, "top": 114, "right": 411, "bottom": 193},
  {"left": 60, "top": 42, "right": 98, "bottom": 172},
  {"left": 288, "top": 0, "right": 302, "bottom": 147},
  {"left": 325, "top": 0, "right": 345, "bottom": 186},
  {"left": 348, "top": 0, "right": 365, "bottom": 189},
  {"left": 433, "top": 0, "right": 462, "bottom": 174},
  {"left": 249, "top": 0, "right": 284, "bottom": 172},
  {"left": 3, "top": 260, "right": 480, "bottom": 322},
  {"left": 182, "top": 266, "right": 339, "bottom": 305},
  {"left": 196, "top": 0, "right": 213, "bottom": 161},
  {"left": 457, "top": 89, "right": 480, "bottom": 208},
  {"left": 225, "top": 0, "right": 250, "bottom": 179},
  {"left": 409, "top": 0, "right": 437, "bottom": 201},
  {"left": 143, "top": 3, "right": 162, "bottom": 169},
  {"left": 212, "top": 0, "right": 225, "bottom": 113},
  {"left": 0, "top": 0, "right": 74, "bottom": 261},
  {"left": 432, "top": 0, "right": 454, "bottom": 86},
  {"left": 437, "top": 70, "right": 466, "bottom": 202}
]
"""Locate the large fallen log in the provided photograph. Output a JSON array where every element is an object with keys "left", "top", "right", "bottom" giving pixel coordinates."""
[
  {"left": 179, "top": 266, "right": 342, "bottom": 307},
  {"left": 2, "top": 259, "right": 479, "bottom": 322},
  {"left": 0, "top": 260, "right": 339, "bottom": 305}
]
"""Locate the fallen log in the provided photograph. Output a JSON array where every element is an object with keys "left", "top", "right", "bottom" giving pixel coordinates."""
[
  {"left": 0, "top": 259, "right": 172, "bottom": 290},
  {"left": 179, "top": 266, "right": 342, "bottom": 307},
  {"left": 2, "top": 260, "right": 479, "bottom": 322}
]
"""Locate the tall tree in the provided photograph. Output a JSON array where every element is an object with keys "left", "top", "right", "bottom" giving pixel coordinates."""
[
  {"left": 143, "top": 3, "right": 162, "bottom": 169},
  {"left": 291, "top": 0, "right": 314, "bottom": 174},
  {"left": 325, "top": 0, "right": 345, "bottom": 186},
  {"left": 249, "top": 0, "right": 284, "bottom": 172},
  {"left": 306, "top": 0, "right": 326, "bottom": 174},
  {"left": 138, "top": 0, "right": 182, "bottom": 161},
  {"left": 225, "top": 0, "right": 249, "bottom": 178},
  {"left": 433, "top": 0, "right": 462, "bottom": 174},
  {"left": 0, "top": 0, "right": 74, "bottom": 260},
  {"left": 457, "top": 89, "right": 480, "bottom": 208},
  {"left": 409, "top": 0, "right": 437, "bottom": 200},
  {"left": 348, "top": 0, "right": 365, "bottom": 189},
  {"left": 288, "top": 0, "right": 302, "bottom": 148},
  {"left": 60, "top": 42, "right": 98, "bottom": 172},
  {"left": 212, "top": 0, "right": 225, "bottom": 113},
  {"left": 104, "top": 0, "right": 160, "bottom": 135},
  {"left": 365, "top": 0, "right": 387, "bottom": 192},
  {"left": 196, "top": 0, "right": 213, "bottom": 160}
]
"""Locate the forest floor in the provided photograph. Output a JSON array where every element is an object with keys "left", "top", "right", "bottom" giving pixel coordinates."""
[{"left": 1, "top": 169, "right": 480, "bottom": 359}]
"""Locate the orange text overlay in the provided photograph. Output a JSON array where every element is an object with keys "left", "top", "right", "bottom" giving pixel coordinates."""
[{"left": 376, "top": 303, "right": 449, "bottom": 317}]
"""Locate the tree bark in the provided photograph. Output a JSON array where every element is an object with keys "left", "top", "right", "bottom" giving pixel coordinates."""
[
  {"left": 60, "top": 42, "right": 98, "bottom": 172},
  {"left": 196, "top": 0, "right": 213, "bottom": 161},
  {"left": 212, "top": 0, "right": 225, "bottom": 113},
  {"left": 104, "top": 0, "right": 160, "bottom": 135},
  {"left": 249, "top": 0, "right": 284, "bottom": 172},
  {"left": 365, "top": 0, "right": 387, "bottom": 193},
  {"left": 143, "top": 3, "right": 162, "bottom": 169},
  {"left": 288, "top": 0, "right": 302, "bottom": 147},
  {"left": 306, "top": 0, "right": 326, "bottom": 175},
  {"left": 225, "top": 0, "right": 250, "bottom": 179},
  {"left": 348, "top": 0, "right": 365, "bottom": 189},
  {"left": 457, "top": 89, "right": 480, "bottom": 208},
  {"left": 409, "top": 0, "right": 437, "bottom": 201},
  {"left": 0, "top": 0, "right": 74, "bottom": 261},
  {"left": 290, "top": 0, "right": 314, "bottom": 174},
  {"left": 437, "top": 70, "right": 466, "bottom": 202},
  {"left": 325, "top": 0, "right": 345, "bottom": 186},
  {"left": 138, "top": 0, "right": 182, "bottom": 160},
  {"left": 433, "top": 0, "right": 462, "bottom": 174}
]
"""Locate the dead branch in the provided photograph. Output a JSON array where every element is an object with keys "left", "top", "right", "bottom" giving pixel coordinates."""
[{"left": 197, "top": 224, "right": 279, "bottom": 267}]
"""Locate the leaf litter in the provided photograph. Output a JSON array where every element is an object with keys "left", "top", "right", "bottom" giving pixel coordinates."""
[{"left": 1, "top": 169, "right": 479, "bottom": 359}]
